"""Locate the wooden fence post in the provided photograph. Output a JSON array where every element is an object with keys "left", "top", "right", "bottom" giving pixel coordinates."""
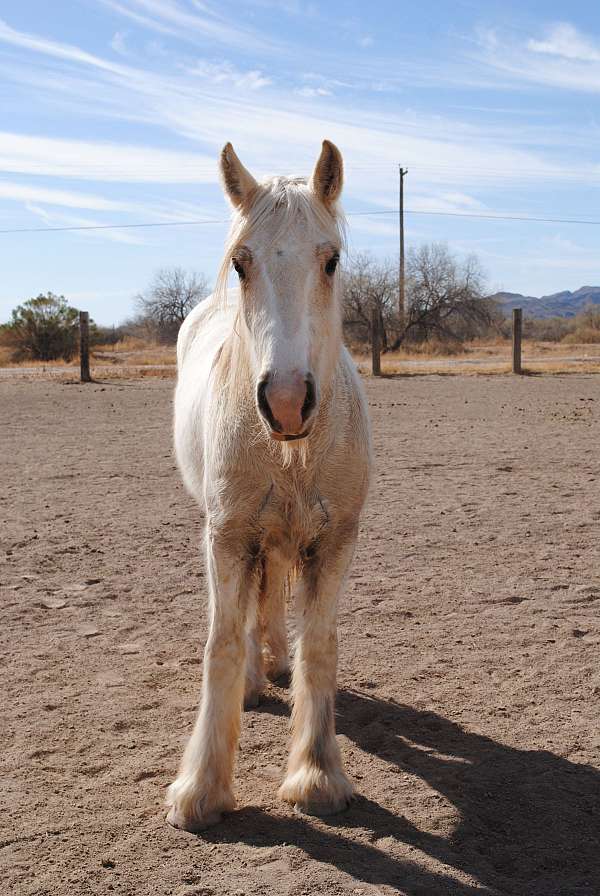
[
  {"left": 371, "top": 307, "right": 381, "bottom": 377},
  {"left": 512, "top": 308, "right": 522, "bottom": 375},
  {"left": 80, "top": 311, "right": 91, "bottom": 383}
]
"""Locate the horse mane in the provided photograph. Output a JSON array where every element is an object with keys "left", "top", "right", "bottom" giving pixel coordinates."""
[{"left": 214, "top": 175, "right": 347, "bottom": 306}]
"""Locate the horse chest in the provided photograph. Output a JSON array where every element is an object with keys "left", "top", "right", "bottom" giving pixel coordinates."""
[{"left": 258, "top": 479, "right": 329, "bottom": 559}]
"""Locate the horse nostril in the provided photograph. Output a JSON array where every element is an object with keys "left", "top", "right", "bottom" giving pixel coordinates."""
[
  {"left": 301, "top": 375, "right": 316, "bottom": 423},
  {"left": 257, "top": 376, "right": 281, "bottom": 433}
]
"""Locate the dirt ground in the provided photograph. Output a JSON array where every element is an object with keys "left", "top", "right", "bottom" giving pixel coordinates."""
[{"left": 1, "top": 374, "right": 599, "bottom": 896}]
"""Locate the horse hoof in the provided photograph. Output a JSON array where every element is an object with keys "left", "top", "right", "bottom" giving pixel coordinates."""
[
  {"left": 279, "top": 767, "right": 354, "bottom": 817},
  {"left": 166, "top": 779, "right": 235, "bottom": 832},
  {"left": 166, "top": 804, "right": 224, "bottom": 832},
  {"left": 244, "top": 691, "right": 261, "bottom": 710}
]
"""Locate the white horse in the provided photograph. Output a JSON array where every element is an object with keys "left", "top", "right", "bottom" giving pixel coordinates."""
[{"left": 166, "top": 140, "right": 372, "bottom": 831}]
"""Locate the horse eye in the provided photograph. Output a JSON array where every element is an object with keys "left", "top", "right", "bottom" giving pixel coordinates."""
[
  {"left": 324, "top": 254, "right": 339, "bottom": 276},
  {"left": 232, "top": 258, "right": 245, "bottom": 280}
]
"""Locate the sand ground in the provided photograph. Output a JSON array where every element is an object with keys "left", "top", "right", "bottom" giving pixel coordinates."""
[{"left": 1, "top": 374, "right": 599, "bottom": 896}]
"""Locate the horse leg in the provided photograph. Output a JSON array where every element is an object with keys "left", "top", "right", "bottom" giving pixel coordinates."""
[
  {"left": 260, "top": 552, "right": 291, "bottom": 683},
  {"left": 279, "top": 534, "right": 355, "bottom": 816},
  {"left": 244, "top": 552, "right": 290, "bottom": 706},
  {"left": 166, "top": 536, "right": 251, "bottom": 831},
  {"left": 244, "top": 589, "right": 267, "bottom": 708}
]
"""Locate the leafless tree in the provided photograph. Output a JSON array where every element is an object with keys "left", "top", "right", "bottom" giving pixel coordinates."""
[
  {"left": 341, "top": 253, "right": 399, "bottom": 351},
  {"left": 135, "top": 267, "right": 210, "bottom": 343},
  {"left": 401, "top": 243, "right": 496, "bottom": 346}
]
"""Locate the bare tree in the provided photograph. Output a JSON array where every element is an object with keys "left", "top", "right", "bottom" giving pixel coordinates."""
[
  {"left": 341, "top": 245, "right": 498, "bottom": 351},
  {"left": 400, "top": 243, "right": 496, "bottom": 346},
  {"left": 341, "top": 253, "right": 399, "bottom": 351},
  {"left": 135, "top": 267, "right": 210, "bottom": 343}
]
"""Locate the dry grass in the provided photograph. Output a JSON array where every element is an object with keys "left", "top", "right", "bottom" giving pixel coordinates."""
[
  {"left": 92, "top": 340, "right": 176, "bottom": 367},
  {"left": 563, "top": 328, "right": 600, "bottom": 345},
  {"left": 0, "top": 336, "right": 176, "bottom": 380},
  {"left": 93, "top": 336, "right": 151, "bottom": 352},
  {"left": 0, "top": 348, "right": 76, "bottom": 369},
  {"left": 2, "top": 336, "right": 600, "bottom": 380},
  {"left": 0, "top": 346, "right": 13, "bottom": 366},
  {"left": 354, "top": 338, "right": 600, "bottom": 377}
]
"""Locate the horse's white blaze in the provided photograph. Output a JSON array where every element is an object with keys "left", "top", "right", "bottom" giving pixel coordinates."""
[
  {"left": 165, "top": 140, "right": 372, "bottom": 831},
  {"left": 249, "top": 262, "right": 314, "bottom": 434}
]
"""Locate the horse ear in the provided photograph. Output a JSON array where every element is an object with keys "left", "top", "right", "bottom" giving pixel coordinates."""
[
  {"left": 220, "top": 143, "right": 259, "bottom": 209},
  {"left": 310, "top": 140, "right": 343, "bottom": 207}
]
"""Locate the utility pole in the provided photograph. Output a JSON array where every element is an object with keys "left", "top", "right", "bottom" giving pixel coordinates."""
[{"left": 398, "top": 166, "right": 408, "bottom": 323}]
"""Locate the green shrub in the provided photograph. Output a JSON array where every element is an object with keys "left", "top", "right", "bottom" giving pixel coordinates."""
[{"left": 0, "top": 293, "right": 80, "bottom": 361}]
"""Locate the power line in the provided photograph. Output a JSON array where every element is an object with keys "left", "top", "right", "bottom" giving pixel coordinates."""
[
  {"left": 358, "top": 210, "right": 600, "bottom": 225},
  {"left": 1, "top": 208, "right": 600, "bottom": 236},
  {"left": 0, "top": 218, "right": 227, "bottom": 234}
]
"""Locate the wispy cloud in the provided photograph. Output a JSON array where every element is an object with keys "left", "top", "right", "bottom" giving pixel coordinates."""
[
  {"left": 294, "top": 85, "right": 331, "bottom": 97},
  {"left": 409, "top": 192, "right": 487, "bottom": 214},
  {"left": 528, "top": 23, "right": 600, "bottom": 64},
  {"left": 97, "top": 0, "right": 280, "bottom": 53},
  {"left": 239, "top": 0, "right": 318, "bottom": 17},
  {"left": 24, "top": 205, "right": 145, "bottom": 244},
  {"left": 2, "top": 15, "right": 599, "bottom": 208},
  {"left": 0, "top": 180, "right": 210, "bottom": 224},
  {"left": 2, "top": 14, "right": 600, "bottom": 221},
  {"left": 1, "top": 5, "right": 599, "bottom": 312},
  {"left": 531, "top": 234, "right": 600, "bottom": 271},
  {"left": 110, "top": 30, "right": 128, "bottom": 55},
  {"left": 0, "top": 181, "right": 131, "bottom": 211},
  {"left": 0, "top": 17, "right": 126, "bottom": 75},
  {"left": 476, "top": 22, "right": 600, "bottom": 93},
  {"left": 340, "top": 16, "right": 375, "bottom": 50},
  {"left": 0, "top": 132, "right": 216, "bottom": 183},
  {"left": 184, "top": 59, "right": 271, "bottom": 89}
]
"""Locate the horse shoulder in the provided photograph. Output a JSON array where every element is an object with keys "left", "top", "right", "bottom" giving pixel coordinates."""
[
  {"left": 315, "top": 349, "right": 372, "bottom": 514},
  {"left": 339, "top": 346, "right": 372, "bottom": 452},
  {"left": 177, "top": 289, "right": 239, "bottom": 368}
]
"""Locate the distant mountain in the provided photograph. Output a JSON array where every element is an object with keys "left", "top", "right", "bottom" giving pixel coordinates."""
[{"left": 492, "top": 286, "right": 600, "bottom": 319}]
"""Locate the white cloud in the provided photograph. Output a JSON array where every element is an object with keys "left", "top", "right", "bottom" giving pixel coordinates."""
[
  {"left": 476, "top": 22, "right": 600, "bottom": 93},
  {"left": 145, "top": 38, "right": 168, "bottom": 56},
  {"left": 1, "top": 181, "right": 221, "bottom": 230},
  {"left": 542, "top": 234, "right": 600, "bottom": 270},
  {"left": 97, "top": 0, "right": 279, "bottom": 53},
  {"left": 238, "top": 70, "right": 271, "bottom": 89},
  {"left": 23, "top": 205, "right": 145, "bottom": 244},
  {"left": 409, "top": 192, "right": 487, "bottom": 214},
  {"left": 302, "top": 72, "right": 354, "bottom": 90},
  {"left": 2, "top": 15, "right": 599, "bottom": 212},
  {"left": 0, "top": 17, "right": 127, "bottom": 75},
  {"left": 0, "top": 182, "right": 131, "bottom": 211},
  {"left": 347, "top": 216, "right": 398, "bottom": 239},
  {"left": 294, "top": 86, "right": 332, "bottom": 97},
  {"left": 185, "top": 60, "right": 271, "bottom": 89},
  {"left": 110, "top": 30, "right": 128, "bottom": 55},
  {"left": 0, "top": 133, "right": 216, "bottom": 183},
  {"left": 514, "top": 235, "right": 600, "bottom": 272},
  {"left": 528, "top": 23, "right": 600, "bottom": 63},
  {"left": 240, "top": 0, "right": 318, "bottom": 17}
]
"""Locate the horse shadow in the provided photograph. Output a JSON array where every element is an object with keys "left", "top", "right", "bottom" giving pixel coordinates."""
[{"left": 201, "top": 689, "right": 600, "bottom": 895}]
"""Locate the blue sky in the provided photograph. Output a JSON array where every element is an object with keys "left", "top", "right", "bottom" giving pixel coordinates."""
[{"left": 0, "top": 0, "right": 599, "bottom": 324}]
